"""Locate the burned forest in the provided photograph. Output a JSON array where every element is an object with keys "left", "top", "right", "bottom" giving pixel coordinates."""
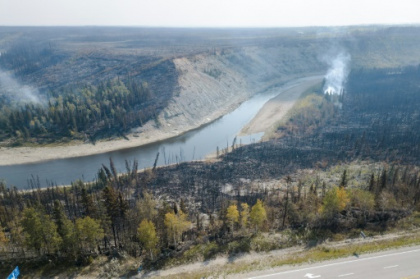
[{"left": 1, "top": 64, "right": 420, "bottom": 276}]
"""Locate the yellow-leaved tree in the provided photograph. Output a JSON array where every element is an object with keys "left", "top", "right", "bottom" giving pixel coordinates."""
[
  {"left": 226, "top": 204, "right": 239, "bottom": 234},
  {"left": 137, "top": 219, "right": 159, "bottom": 260},
  {"left": 164, "top": 210, "right": 191, "bottom": 247},
  {"left": 250, "top": 199, "right": 267, "bottom": 232},
  {"left": 320, "top": 186, "right": 350, "bottom": 217}
]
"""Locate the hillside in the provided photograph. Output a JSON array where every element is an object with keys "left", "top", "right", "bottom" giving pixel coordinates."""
[{"left": 2, "top": 26, "right": 420, "bottom": 164}]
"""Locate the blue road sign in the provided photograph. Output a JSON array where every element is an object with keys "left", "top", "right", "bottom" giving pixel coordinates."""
[{"left": 7, "top": 266, "right": 20, "bottom": 279}]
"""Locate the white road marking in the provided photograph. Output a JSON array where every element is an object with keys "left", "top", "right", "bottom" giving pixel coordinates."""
[
  {"left": 304, "top": 273, "right": 321, "bottom": 278},
  {"left": 384, "top": 265, "right": 399, "bottom": 269},
  {"left": 248, "top": 248, "right": 420, "bottom": 279},
  {"left": 338, "top": 273, "right": 354, "bottom": 277}
]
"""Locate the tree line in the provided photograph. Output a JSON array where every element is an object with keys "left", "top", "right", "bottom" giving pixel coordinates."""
[
  {"left": 0, "top": 78, "right": 158, "bottom": 145},
  {"left": 0, "top": 158, "right": 418, "bottom": 270}
]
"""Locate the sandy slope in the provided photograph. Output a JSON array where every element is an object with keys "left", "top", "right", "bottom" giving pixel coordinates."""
[{"left": 0, "top": 55, "right": 252, "bottom": 166}]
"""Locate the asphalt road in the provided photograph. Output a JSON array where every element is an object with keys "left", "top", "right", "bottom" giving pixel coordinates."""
[{"left": 247, "top": 246, "right": 420, "bottom": 279}]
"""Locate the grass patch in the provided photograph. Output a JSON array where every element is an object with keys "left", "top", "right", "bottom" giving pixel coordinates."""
[
  {"left": 250, "top": 234, "right": 284, "bottom": 252},
  {"left": 164, "top": 237, "right": 253, "bottom": 267},
  {"left": 151, "top": 231, "right": 420, "bottom": 279}
]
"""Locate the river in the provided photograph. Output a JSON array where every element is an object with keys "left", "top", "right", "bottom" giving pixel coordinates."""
[{"left": 0, "top": 76, "right": 318, "bottom": 189}]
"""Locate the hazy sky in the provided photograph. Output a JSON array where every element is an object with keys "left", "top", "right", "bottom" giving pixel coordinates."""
[{"left": 1, "top": 0, "right": 419, "bottom": 27}]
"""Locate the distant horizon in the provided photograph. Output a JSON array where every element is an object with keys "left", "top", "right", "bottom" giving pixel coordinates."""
[
  {"left": 1, "top": 23, "right": 419, "bottom": 29},
  {"left": 1, "top": 0, "right": 419, "bottom": 28}
]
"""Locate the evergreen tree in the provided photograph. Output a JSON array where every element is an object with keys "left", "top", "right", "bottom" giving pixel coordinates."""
[
  {"left": 53, "top": 200, "right": 77, "bottom": 258},
  {"left": 340, "top": 170, "right": 348, "bottom": 188},
  {"left": 81, "top": 187, "right": 96, "bottom": 217},
  {"left": 368, "top": 173, "right": 375, "bottom": 192},
  {"left": 102, "top": 185, "right": 119, "bottom": 247}
]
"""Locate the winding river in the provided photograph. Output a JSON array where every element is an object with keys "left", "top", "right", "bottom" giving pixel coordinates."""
[{"left": 0, "top": 76, "right": 319, "bottom": 189}]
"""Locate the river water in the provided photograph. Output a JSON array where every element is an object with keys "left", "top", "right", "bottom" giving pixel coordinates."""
[{"left": 0, "top": 77, "right": 317, "bottom": 189}]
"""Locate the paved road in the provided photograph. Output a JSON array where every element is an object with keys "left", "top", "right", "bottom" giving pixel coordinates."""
[{"left": 247, "top": 246, "right": 420, "bottom": 279}]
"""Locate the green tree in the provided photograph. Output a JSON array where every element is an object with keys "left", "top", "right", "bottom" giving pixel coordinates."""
[
  {"left": 340, "top": 170, "right": 348, "bottom": 188},
  {"left": 368, "top": 173, "right": 375, "bottom": 192},
  {"left": 21, "top": 207, "right": 62, "bottom": 255},
  {"left": 226, "top": 204, "right": 239, "bottom": 234},
  {"left": 53, "top": 200, "right": 77, "bottom": 258},
  {"left": 350, "top": 189, "right": 375, "bottom": 212},
  {"left": 136, "top": 191, "right": 157, "bottom": 222},
  {"left": 81, "top": 187, "right": 96, "bottom": 217},
  {"left": 75, "top": 216, "right": 104, "bottom": 254},
  {"left": 102, "top": 185, "right": 119, "bottom": 247},
  {"left": 350, "top": 189, "right": 375, "bottom": 225},
  {"left": 137, "top": 219, "right": 159, "bottom": 260},
  {"left": 250, "top": 199, "right": 267, "bottom": 232}
]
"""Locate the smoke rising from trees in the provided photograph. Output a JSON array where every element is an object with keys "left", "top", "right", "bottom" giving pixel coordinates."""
[
  {"left": 322, "top": 51, "right": 351, "bottom": 95},
  {"left": 0, "top": 69, "right": 45, "bottom": 105}
]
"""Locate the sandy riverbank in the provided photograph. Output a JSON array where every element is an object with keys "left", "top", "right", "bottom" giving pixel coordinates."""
[
  {"left": 0, "top": 100, "right": 249, "bottom": 166},
  {"left": 0, "top": 128, "right": 177, "bottom": 166},
  {"left": 240, "top": 76, "right": 323, "bottom": 136}
]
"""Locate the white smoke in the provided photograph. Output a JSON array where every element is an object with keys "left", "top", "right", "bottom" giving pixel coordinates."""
[
  {"left": 322, "top": 51, "right": 351, "bottom": 95},
  {"left": 0, "top": 70, "right": 45, "bottom": 105}
]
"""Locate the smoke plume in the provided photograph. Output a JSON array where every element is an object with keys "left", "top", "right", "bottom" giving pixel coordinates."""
[
  {"left": 322, "top": 51, "right": 351, "bottom": 95},
  {"left": 0, "top": 70, "right": 45, "bottom": 106}
]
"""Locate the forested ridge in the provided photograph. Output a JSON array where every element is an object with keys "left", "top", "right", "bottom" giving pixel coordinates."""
[
  {"left": 0, "top": 78, "right": 160, "bottom": 145},
  {"left": 1, "top": 66, "right": 420, "bottom": 276}
]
